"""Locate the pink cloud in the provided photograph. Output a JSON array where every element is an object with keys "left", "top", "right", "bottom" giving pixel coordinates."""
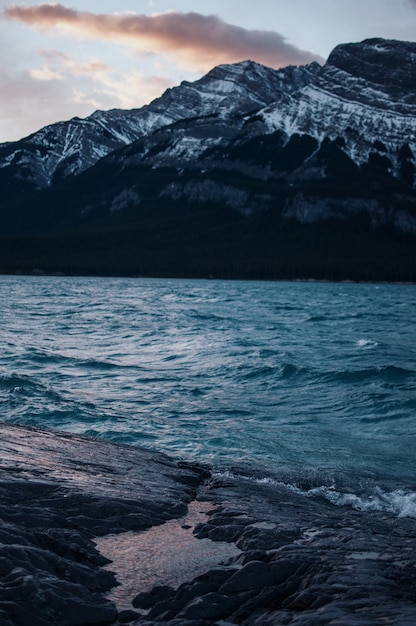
[
  {"left": 3, "top": 4, "right": 323, "bottom": 70},
  {"left": 38, "top": 50, "right": 110, "bottom": 76}
]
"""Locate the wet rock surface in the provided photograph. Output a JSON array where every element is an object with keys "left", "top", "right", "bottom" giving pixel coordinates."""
[
  {"left": 2, "top": 424, "right": 416, "bottom": 625},
  {"left": 0, "top": 423, "right": 206, "bottom": 626},
  {"left": 125, "top": 474, "right": 416, "bottom": 626}
]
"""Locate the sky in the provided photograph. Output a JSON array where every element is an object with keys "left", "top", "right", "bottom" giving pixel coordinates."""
[{"left": 1, "top": 0, "right": 416, "bottom": 143}]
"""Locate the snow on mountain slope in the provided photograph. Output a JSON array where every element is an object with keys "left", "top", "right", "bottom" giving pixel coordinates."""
[
  {"left": 0, "top": 60, "right": 319, "bottom": 191},
  {"left": 2, "top": 38, "right": 416, "bottom": 194},
  {"left": 2, "top": 38, "right": 416, "bottom": 241},
  {"left": 100, "top": 39, "right": 416, "bottom": 184},
  {"left": 260, "top": 39, "right": 416, "bottom": 174},
  {"left": 0, "top": 108, "right": 175, "bottom": 190}
]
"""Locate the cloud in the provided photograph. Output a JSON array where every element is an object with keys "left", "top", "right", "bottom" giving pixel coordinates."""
[
  {"left": 29, "top": 48, "right": 175, "bottom": 109},
  {"left": 0, "top": 63, "right": 95, "bottom": 141},
  {"left": 35, "top": 49, "right": 110, "bottom": 78},
  {"left": 2, "top": 4, "right": 323, "bottom": 71},
  {"left": 30, "top": 66, "right": 62, "bottom": 81},
  {"left": 0, "top": 3, "right": 324, "bottom": 142},
  {"left": 0, "top": 43, "right": 174, "bottom": 142},
  {"left": 90, "top": 69, "right": 174, "bottom": 110}
]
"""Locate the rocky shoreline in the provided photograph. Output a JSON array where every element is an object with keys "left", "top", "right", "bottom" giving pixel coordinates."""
[{"left": 1, "top": 423, "right": 416, "bottom": 625}]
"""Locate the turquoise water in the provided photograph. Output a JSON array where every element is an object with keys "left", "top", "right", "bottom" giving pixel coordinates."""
[{"left": 2, "top": 275, "right": 416, "bottom": 515}]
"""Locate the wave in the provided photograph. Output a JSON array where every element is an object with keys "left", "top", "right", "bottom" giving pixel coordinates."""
[
  {"left": 235, "top": 361, "right": 414, "bottom": 387},
  {"left": 0, "top": 372, "right": 58, "bottom": 397},
  {"left": 237, "top": 362, "right": 309, "bottom": 382},
  {"left": 236, "top": 361, "right": 414, "bottom": 387},
  {"left": 306, "top": 314, "right": 328, "bottom": 322},
  {"left": 214, "top": 470, "right": 416, "bottom": 519},
  {"left": 0, "top": 371, "right": 98, "bottom": 424},
  {"left": 0, "top": 372, "right": 31, "bottom": 390},
  {"left": 238, "top": 365, "right": 279, "bottom": 381},
  {"left": 356, "top": 338, "right": 379, "bottom": 348},
  {"left": 280, "top": 363, "right": 308, "bottom": 379},
  {"left": 306, "top": 313, "right": 367, "bottom": 323},
  {"left": 19, "top": 348, "right": 134, "bottom": 372},
  {"left": 188, "top": 310, "right": 228, "bottom": 323},
  {"left": 76, "top": 358, "right": 123, "bottom": 371},
  {"left": 296, "top": 485, "right": 416, "bottom": 519},
  {"left": 326, "top": 365, "right": 415, "bottom": 384}
]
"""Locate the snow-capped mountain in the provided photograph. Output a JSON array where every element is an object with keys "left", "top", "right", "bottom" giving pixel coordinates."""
[
  {"left": 0, "top": 60, "right": 317, "bottom": 191},
  {"left": 260, "top": 38, "right": 416, "bottom": 170},
  {"left": 3, "top": 38, "right": 416, "bottom": 201},
  {"left": 74, "top": 38, "right": 414, "bottom": 235},
  {"left": 0, "top": 108, "right": 146, "bottom": 191},
  {"left": 1, "top": 38, "right": 416, "bottom": 280}
]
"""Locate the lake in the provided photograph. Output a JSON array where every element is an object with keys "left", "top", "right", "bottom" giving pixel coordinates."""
[{"left": 1, "top": 275, "right": 416, "bottom": 517}]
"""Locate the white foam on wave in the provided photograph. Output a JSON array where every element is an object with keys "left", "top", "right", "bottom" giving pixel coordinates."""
[
  {"left": 356, "top": 338, "right": 379, "bottom": 348},
  {"left": 214, "top": 471, "right": 416, "bottom": 519},
  {"left": 302, "top": 485, "right": 416, "bottom": 519}
]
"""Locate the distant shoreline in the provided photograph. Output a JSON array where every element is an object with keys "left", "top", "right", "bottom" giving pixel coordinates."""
[{"left": 1, "top": 269, "right": 415, "bottom": 285}]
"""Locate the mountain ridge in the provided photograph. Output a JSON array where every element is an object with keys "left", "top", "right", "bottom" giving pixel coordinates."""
[
  {"left": 0, "top": 59, "right": 317, "bottom": 192},
  {"left": 1, "top": 38, "right": 416, "bottom": 281}
]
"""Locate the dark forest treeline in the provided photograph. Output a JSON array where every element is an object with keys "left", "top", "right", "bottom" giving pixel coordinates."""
[{"left": 1, "top": 208, "right": 415, "bottom": 282}]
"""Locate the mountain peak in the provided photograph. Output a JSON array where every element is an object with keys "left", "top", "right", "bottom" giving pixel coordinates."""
[
  {"left": 1, "top": 37, "right": 416, "bottom": 280},
  {"left": 325, "top": 38, "right": 416, "bottom": 101}
]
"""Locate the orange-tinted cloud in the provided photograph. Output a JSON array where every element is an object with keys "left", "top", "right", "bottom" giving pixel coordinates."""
[
  {"left": 3, "top": 4, "right": 323, "bottom": 71},
  {"left": 0, "top": 63, "right": 96, "bottom": 142},
  {"left": 37, "top": 49, "right": 110, "bottom": 77}
]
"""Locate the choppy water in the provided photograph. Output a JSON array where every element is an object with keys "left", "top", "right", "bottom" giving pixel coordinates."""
[{"left": 1, "top": 275, "right": 416, "bottom": 516}]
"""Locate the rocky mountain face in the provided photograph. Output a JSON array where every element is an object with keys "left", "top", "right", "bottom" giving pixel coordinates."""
[
  {"left": 0, "top": 60, "right": 315, "bottom": 191},
  {"left": 1, "top": 38, "right": 416, "bottom": 280}
]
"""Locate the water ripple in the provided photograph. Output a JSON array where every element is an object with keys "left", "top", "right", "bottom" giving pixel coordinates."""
[{"left": 0, "top": 276, "right": 415, "bottom": 495}]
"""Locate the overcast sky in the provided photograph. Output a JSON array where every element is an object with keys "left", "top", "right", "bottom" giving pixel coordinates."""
[{"left": 1, "top": 0, "right": 416, "bottom": 142}]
